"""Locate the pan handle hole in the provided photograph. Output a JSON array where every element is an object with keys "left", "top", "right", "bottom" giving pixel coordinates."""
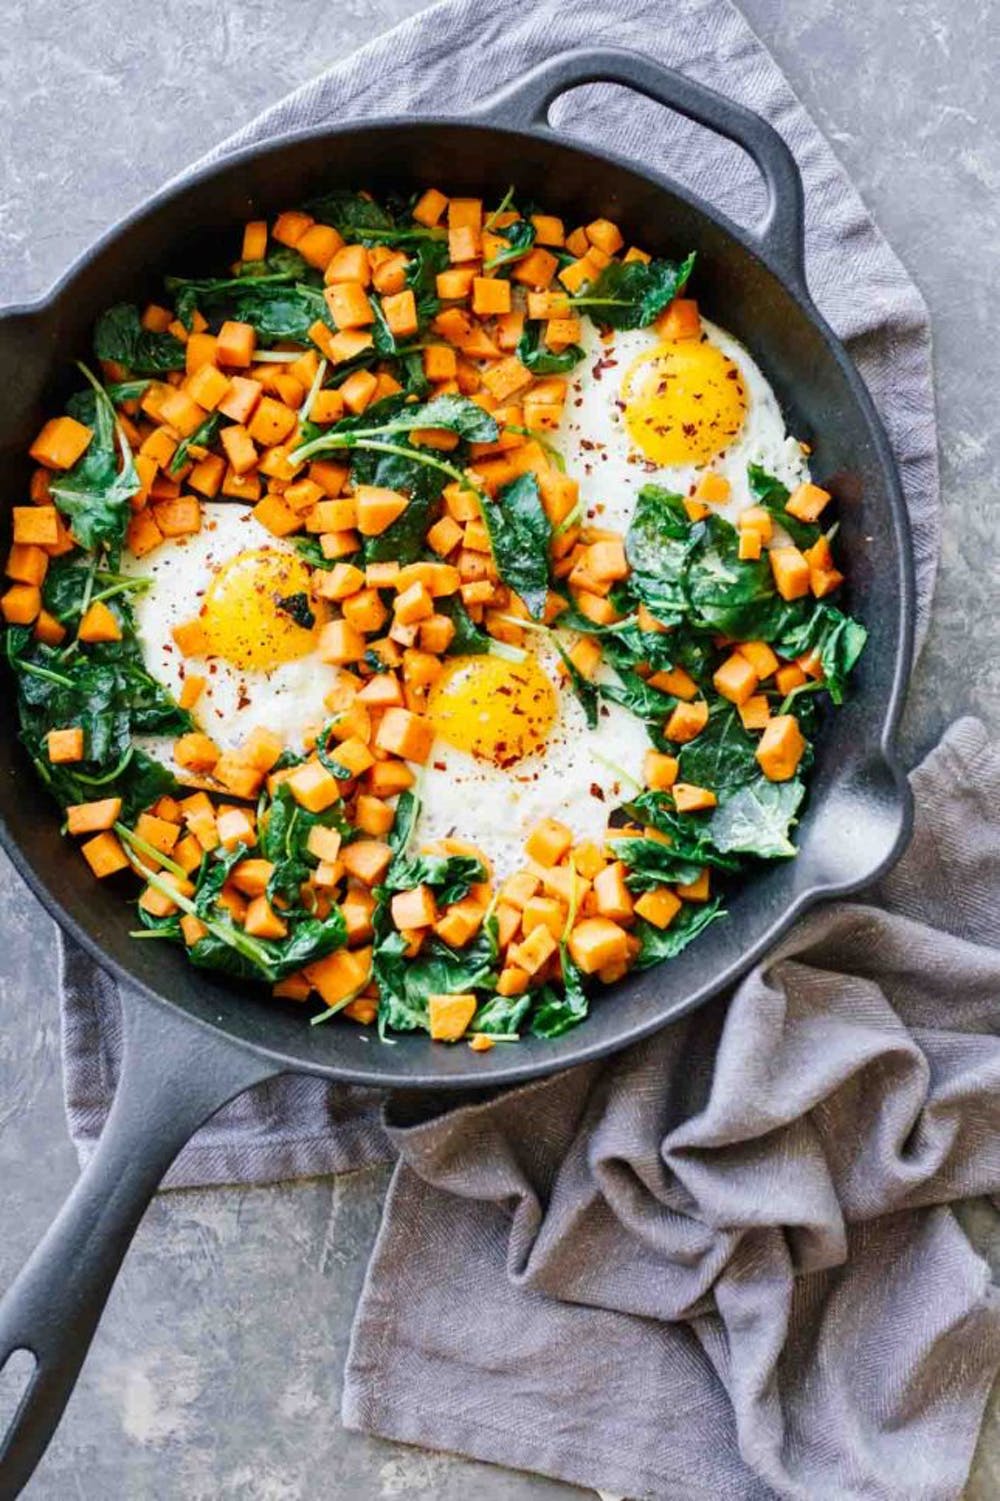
[
  {"left": 0, "top": 1348, "right": 38, "bottom": 1438},
  {"left": 546, "top": 82, "right": 769, "bottom": 232}
]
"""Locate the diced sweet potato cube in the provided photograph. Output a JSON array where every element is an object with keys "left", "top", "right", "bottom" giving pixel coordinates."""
[
  {"left": 500, "top": 870, "right": 539, "bottom": 910},
  {"left": 329, "top": 736, "right": 375, "bottom": 777},
  {"left": 472, "top": 277, "right": 512, "bottom": 317},
  {"left": 435, "top": 898, "right": 485, "bottom": 948},
  {"left": 643, "top": 750, "right": 679, "bottom": 790},
  {"left": 354, "top": 793, "right": 396, "bottom": 836},
  {"left": 287, "top": 761, "right": 341, "bottom": 813},
  {"left": 77, "top": 600, "right": 122, "bottom": 643},
  {"left": 568, "top": 917, "right": 629, "bottom": 975},
  {"left": 248, "top": 396, "right": 297, "bottom": 447},
  {"left": 325, "top": 281, "right": 374, "bottom": 331},
  {"left": 521, "top": 895, "right": 565, "bottom": 941},
  {"left": 510, "top": 923, "right": 558, "bottom": 976},
  {"left": 381, "top": 289, "right": 419, "bottom": 337},
  {"left": 713, "top": 652, "right": 759, "bottom": 706},
  {"left": 6, "top": 543, "right": 48, "bottom": 587},
  {"left": 755, "top": 714, "right": 806, "bottom": 782},
  {"left": 677, "top": 869, "right": 711, "bottom": 902},
  {"left": 81, "top": 830, "right": 129, "bottom": 879},
  {"left": 230, "top": 859, "right": 275, "bottom": 898},
  {"left": 30, "top": 415, "right": 93, "bottom": 471},
  {"left": 654, "top": 298, "right": 701, "bottom": 340},
  {"left": 737, "top": 640, "right": 779, "bottom": 680},
  {"left": 66, "top": 797, "right": 123, "bottom": 835},
  {"left": 47, "top": 726, "right": 84, "bottom": 763},
  {"left": 215, "top": 806, "right": 256, "bottom": 850},
  {"left": 317, "top": 619, "right": 367, "bottom": 665},
  {"left": 672, "top": 783, "right": 718, "bottom": 813},
  {"left": 413, "top": 188, "right": 448, "bottom": 227},
  {"left": 216, "top": 320, "right": 256, "bottom": 367},
  {"left": 511, "top": 247, "right": 560, "bottom": 290},
  {"left": 593, "top": 861, "right": 635, "bottom": 922},
  {"left": 524, "top": 817, "right": 573, "bottom": 867},
  {"left": 296, "top": 223, "right": 344, "bottom": 270},
  {"left": 635, "top": 886, "right": 683, "bottom": 929},
  {"left": 391, "top": 884, "right": 439, "bottom": 931},
  {"left": 241, "top": 726, "right": 284, "bottom": 773},
  {"left": 496, "top": 965, "right": 530, "bottom": 997},
  {"left": 481, "top": 357, "right": 533, "bottom": 402},
  {"left": 174, "top": 732, "right": 220, "bottom": 772},
  {"left": 775, "top": 663, "right": 808, "bottom": 696},
  {"left": 13, "top": 506, "right": 59, "bottom": 546},
  {"left": 739, "top": 694, "right": 772, "bottom": 731},
  {"left": 305, "top": 946, "right": 372, "bottom": 1008},
  {"left": 374, "top": 708, "right": 434, "bottom": 764},
  {"left": 244, "top": 895, "right": 288, "bottom": 940},
  {"left": 341, "top": 839, "right": 393, "bottom": 886},
  {"left": 355, "top": 486, "right": 408, "bottom": 536},
  {"left": 428, "top": 992, "right": 477, "bottom": 1042},
  {"left": 135, "top": 811, "right": 180, "bottom": 856},
  {"left": 786, "top": 482, "right": 831, "bottom": 523},
  {"left": 272, "top": 210, "right": 314, "bottom": 247},
  {"left": 340, "top": 889, "right": 376, "bottom": 945},
  {"left": 366, "top": 759, "right": 415, "bottom": 798},
  {"left": 769, "top": 546, "right": 811, "bottom": 601},
  {"left": 664, "top": 699, "right": 709, "bottom": 743},
  {"left": 154, "top": 496, "right": 202, "bottom": 538},
  {"left": 1, "top": 583, "right": 40, "bottom": 625},
  {"left": 693, "top": 471, "right": 730, "bottom": 504}
]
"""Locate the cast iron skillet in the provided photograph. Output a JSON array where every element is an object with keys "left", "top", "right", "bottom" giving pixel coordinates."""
[{"left": 0, "top": 47, "right": 914, "bottom": 1495}]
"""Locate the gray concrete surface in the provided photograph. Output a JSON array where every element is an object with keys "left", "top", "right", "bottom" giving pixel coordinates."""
[{"left": 0, "top": 0, "right": 997, "bottom": 1495}]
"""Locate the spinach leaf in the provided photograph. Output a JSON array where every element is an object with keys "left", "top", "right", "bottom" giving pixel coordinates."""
[
  {"left": 613, "top": 836, "right": 705, "bottom": 891},
  {"left": 274, "top": 591, "right": 315, "bottom": 630},
  {"left": 405, "top": 238, "right": 449, "bottom": 325},
  {"left": 49, "top": 378, "right": 140, "bottom": 554},
  {"left": 552, "top": 635, "right": 599, "bottom": 729},
  {"left": 472, "top": 989, "right": 533, "bottom": 1037},
  {"left": 374, "top": 393, "right": 499, "bottom": 444},
  {"left": 683, "top": 514, "right": 787, "bottom": 640},
  {"left": 624, "top": 485, "right": 695, "bottom": 625},
  {"left": 677, "top": 701, "right": 761, "bottom": 797},
  {"left": 260, "top": 780, "right": 350, "bottom": 906},
  {"left": 708, "top": 778, "right": 805, "bottom": 860},
  {"left": 573, "top": 251, "right": 695, "bottom": 329},
  {"left": 623, "top": 789, "right": 742, "bottom": 874},
  {"left": 529, "top": 953, "right": 589, "bottom": 1038},
  {"left": 373, "top": 916, "right": 498, "bottom": 1039},
  {"left": 169, "top": 412, "right": 221, "bottom": 476},
  {"left": 94, "top": 304, "right": 185, "bottom": 375},
  {"left": 517, "top": 324, "right": 585, "bottom": 375},
  {"left": 772, "top": 604, "right": 868, "bottom": 705},
  {"left": 384, "top": 852, "right": 486, "bottom": 906},
  {"left": 632, "top": 897, "right": 725, "bottom": 970},
  {"left": 747, "top": 464, "right": 821, "bottom": 550},
  {"left": 308, "top": 190, "right": 397, "bottom": 238},
  {"left": 440, "top": 596, "right": 492, "bottom": 655},
  {"left": 478, "top": 472, "right": 551, "bottom": 619},
  {"left": 485, "top": 218, "right": 535, "bottom": 271},
  {"left": 167, "top": 251, "right": 328, "bottom": 342},
  {"left": 600, "top": 668, "right": 676, "bottom": 724}
]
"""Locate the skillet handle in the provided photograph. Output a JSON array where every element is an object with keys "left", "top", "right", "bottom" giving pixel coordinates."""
[
  {"left": 472, "top": 46, "right": 807, "bottom": 293},
  {"left": 0, "top": 996, "right": 279, "bottom": 1498}
]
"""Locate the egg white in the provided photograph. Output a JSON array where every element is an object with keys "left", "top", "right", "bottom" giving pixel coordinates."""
[
  {"left": 122, "top": 504, "right": 339, "bottom": 766},
  {"left": 417, "top": 639, "right": 651, "bottom": 881},
  {"left": 555, "top": 317, "right": 810, "bottom": 537}
]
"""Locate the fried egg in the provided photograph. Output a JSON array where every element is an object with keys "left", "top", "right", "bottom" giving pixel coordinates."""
[
  {"left": 416, "top": 640, "right": 650, "bottom": 880},
  {"left": 556, "top": 316, "right": 810, "bottom": 534},
  {"left": 122, "top": 504, "right": 338, "bottom": 762}
]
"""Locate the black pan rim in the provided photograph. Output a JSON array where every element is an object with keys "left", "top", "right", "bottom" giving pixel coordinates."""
[{"left": 0, "top": 112, "right": 917, "bottom": 1090}]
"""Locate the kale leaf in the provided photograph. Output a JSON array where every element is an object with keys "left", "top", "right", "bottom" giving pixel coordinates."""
[
  {"left": 708, "top": 777, "right": 805, "bottom": 860},
  {"left": 478, "top": 472, "right": 551, "bottom": 619},
  {"left": 747, "top": 464, "right": 821, "bottom": 551},
  {"left": 624, "top": 485, "right": 695, "bottom": 625},
  {"left": 573, "top": 251, "right": 696, "bottom": 329},
  {"left": 529, "top": 953, "right": 589, "bottom": 1038},
  {"left": 485, "top": 218, "right": 536, "bottom": 271},
  {"left": 632, "top": 898, "right": 725, "bottom": 970},
  {"left": 49, "top": 380, "right": 140, "bottom": 554},
  {"left": 517, "top": 324, "right": 585, "bottom": 375},
  {"left": 94, "top": 304, "right": 185, "bottom": 375}
]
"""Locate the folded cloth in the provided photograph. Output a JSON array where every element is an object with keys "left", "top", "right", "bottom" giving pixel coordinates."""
[
  {"left": 62, "top": 0, "right": 940, "bottom": 1189},
  {"left": 343, "top": 717, "right": 1000, "bottom": 1499}
]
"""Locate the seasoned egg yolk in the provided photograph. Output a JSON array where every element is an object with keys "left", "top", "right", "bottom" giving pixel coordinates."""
[
  {"left": 622, "top": 338, "right": 748, "bottom": 466},
  {"left": 427, "top": 653, "right": 558, "bottom": 768},
  {"left": 201, "top": 548, "right": 317, "bottom": 671}
]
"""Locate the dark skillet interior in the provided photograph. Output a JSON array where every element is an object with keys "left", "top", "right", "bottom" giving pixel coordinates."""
[{"left": 0, "top": 121, "right": 912, "bottom": 1087}]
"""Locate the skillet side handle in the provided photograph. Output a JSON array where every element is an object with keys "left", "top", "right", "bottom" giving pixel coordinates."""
[
  {"left": 471, "top": 46, "right": 807, "bottom": 293},
  {"left": 0, "top": 998, "right": 279, "bottom": 1499}
]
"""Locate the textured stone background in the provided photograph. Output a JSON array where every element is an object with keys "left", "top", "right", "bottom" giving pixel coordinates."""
[{"left": 0, "top": 0, "right": 998, "bottom": 1495}]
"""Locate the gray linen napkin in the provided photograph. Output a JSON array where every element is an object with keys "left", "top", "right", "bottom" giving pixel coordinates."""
[
  {"left": 62, "top": 0, "right": 940, "bottom": 1185},
  {"left": 344, "top": 716, "right": 1000, "bottom": 1500}
]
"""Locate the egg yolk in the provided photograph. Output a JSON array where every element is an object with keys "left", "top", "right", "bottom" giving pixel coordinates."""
[
  {"left": 622, "top": 337, "right": 748, "bottom": 466},
  {"left": 427, "top": 653, "right": 558, "bottom": 767},
  {"left": 201, "top": 548, "right": 318, "bottom": 671}
]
